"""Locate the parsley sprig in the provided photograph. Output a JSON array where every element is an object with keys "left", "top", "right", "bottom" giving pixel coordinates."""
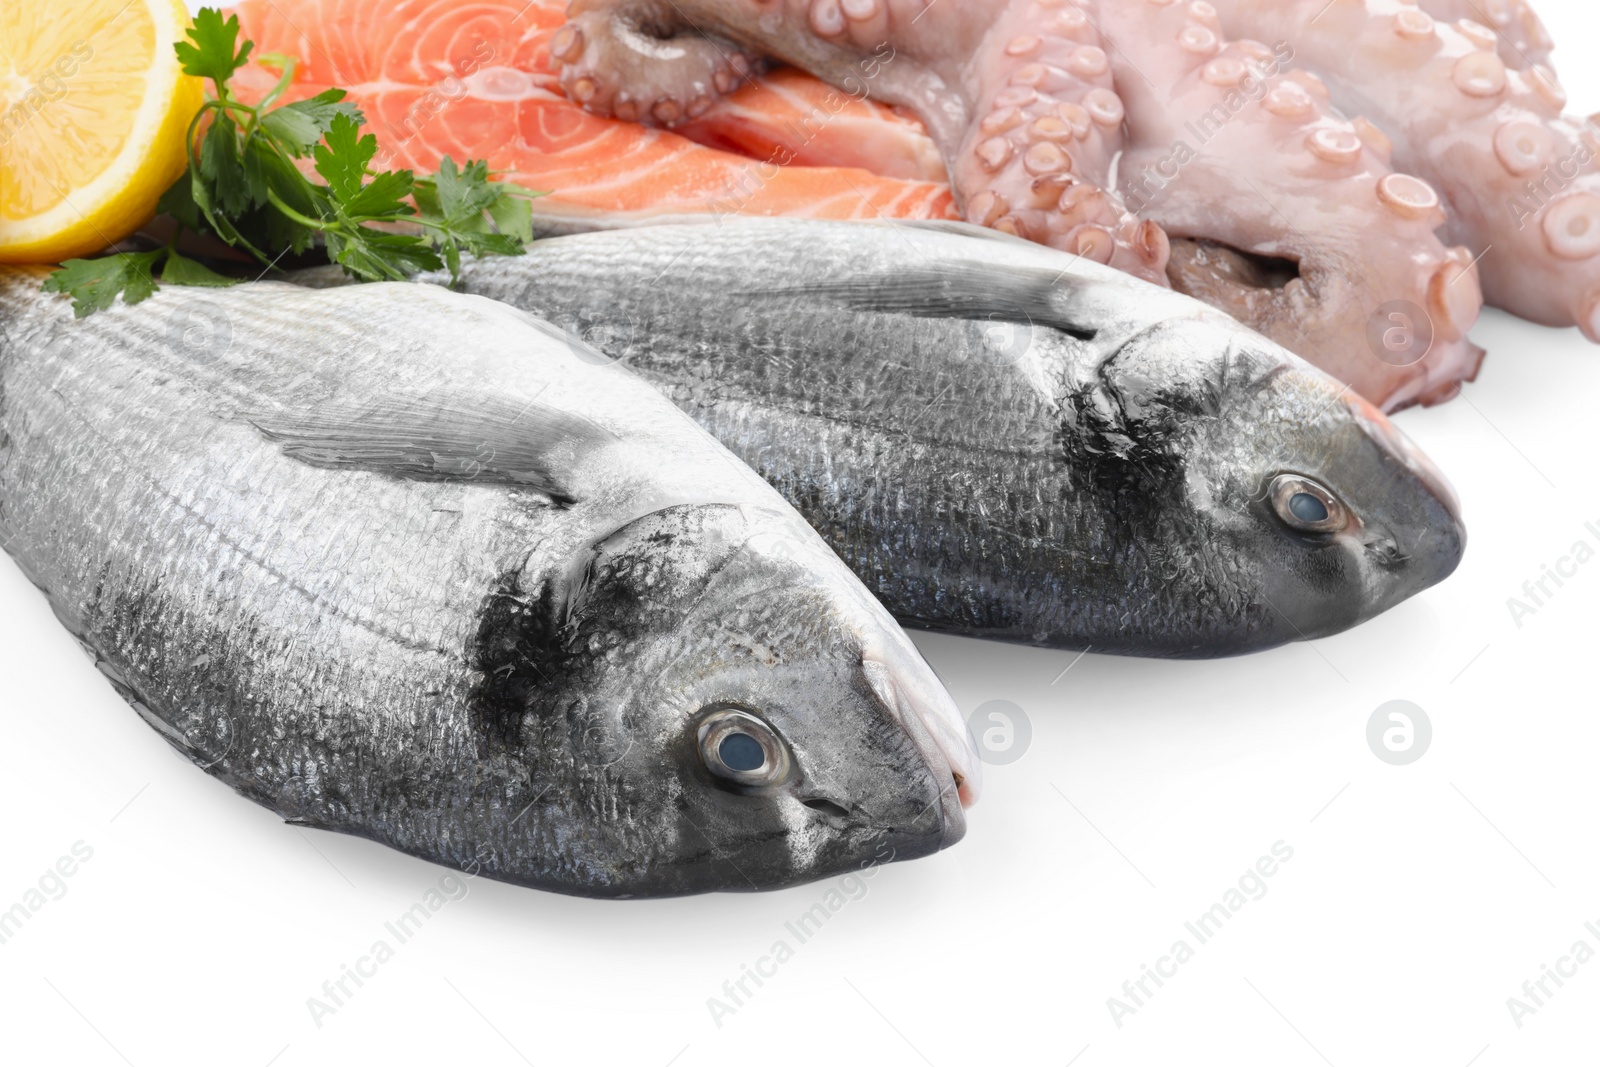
[{"left": 45, "top": 8, "right": 537, "bottom": 316}]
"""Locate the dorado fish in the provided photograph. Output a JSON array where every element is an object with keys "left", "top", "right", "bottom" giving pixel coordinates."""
[
  {"left": 416, "top": 218, "right": 1465, "bottom": 657},
  {"left": 0, "top": 269, "right": 977, "bottom": 898}
]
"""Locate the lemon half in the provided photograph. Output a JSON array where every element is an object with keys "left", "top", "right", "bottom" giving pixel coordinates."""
[{"left": 0, "top": 0, "right": 202, "bottom": 263}]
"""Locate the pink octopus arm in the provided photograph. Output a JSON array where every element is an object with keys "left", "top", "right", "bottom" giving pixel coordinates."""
[
  {"left": 552, "top": 0, "right": 1169, "bottom": 282},
  {"left": 1210, "top": 0, "right": 1600, "bottom": 340},
  {"left": 1414, "top": 0, "right": 1554, "bottom": 68},
  {"left": 1100, "top": 0, "right": 1482, "bottom": 409}
]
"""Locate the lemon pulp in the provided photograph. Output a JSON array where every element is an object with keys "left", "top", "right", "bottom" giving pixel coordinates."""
[{"left": 0, "top": 0, "right": 202, "bottom": 263}]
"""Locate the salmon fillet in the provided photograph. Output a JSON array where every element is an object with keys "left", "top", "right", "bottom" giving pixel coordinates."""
[{"left": 227, "top": 0, "right": 955, "bottom": 224}]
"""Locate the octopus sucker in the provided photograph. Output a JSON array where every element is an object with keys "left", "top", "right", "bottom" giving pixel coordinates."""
[
  {"left": 953, "top": 7, "right": 1163, "bottom": 281},
  {"left": 551, "top": 0, "right": 1593, "bottom": 407},
  {"left": 1413, "top": 0, "right": 1554, "bottom": 68},
  {"left": 554, "top": 0, "right": 1169, "bottom": 284},
  {"left": 1098, "top": 0, "right": 1480, "bottom": 408},
  {"left": 557, "top": 1, "right": 766, "bottom": 129},
  {"left": 1205, "top": 0, "right": 1600, "bottom": 342}
]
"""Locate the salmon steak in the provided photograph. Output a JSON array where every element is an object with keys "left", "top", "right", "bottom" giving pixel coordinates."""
[{"left": 226, "top": 0, "right": 955, "bottom": 228}]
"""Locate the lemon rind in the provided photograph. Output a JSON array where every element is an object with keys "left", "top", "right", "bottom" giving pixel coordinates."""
[{"left": 0, "top": 0, "right": 201, "bottom": 263}]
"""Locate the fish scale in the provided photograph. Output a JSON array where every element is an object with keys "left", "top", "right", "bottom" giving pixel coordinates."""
[
  {"left": 0, "top": 268, "right": 977, "bottom": 897},
  {"left": 428, "top": 217, "right": 1467, "bottom": 656},
  {"left": 444, "top": 228, "right": 1203, "bottom": 645}
]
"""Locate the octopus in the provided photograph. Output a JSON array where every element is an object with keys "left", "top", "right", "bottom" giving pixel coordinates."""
[{"left": 548, "top": 0, "right": 1596, "bottom": 412}]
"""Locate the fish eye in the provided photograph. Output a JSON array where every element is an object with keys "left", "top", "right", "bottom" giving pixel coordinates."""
[
  {"left": 720, "top": 732, "right": 765, "bottom": 771},
  {"left": 697, "top": 707, "right": 791, "bottom": 788},
  {"left": 1269, "top": 473, "right": 1350, "bottom": 535},
  {"left": 1289, "top": 492, "right": 1327, "bottom": 523}
]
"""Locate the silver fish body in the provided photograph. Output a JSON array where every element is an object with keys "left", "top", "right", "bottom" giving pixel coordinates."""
[
  {"left": 0, "top": 270, "right": 977, "bottom": 897},
  {"left": 422, "top": 218, "right": 1466, "bottom": 657}
]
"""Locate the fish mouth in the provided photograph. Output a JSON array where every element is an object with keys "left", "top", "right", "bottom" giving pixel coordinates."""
[
  {"left": 1343, "top": 393, "right": 1468, "bottom": 593},
  {"left": 861, "top": 652, "right": 980, "bottom": 850},
  {"left": 1259, "top": 387, "right": 1466, "bottom": 644}
]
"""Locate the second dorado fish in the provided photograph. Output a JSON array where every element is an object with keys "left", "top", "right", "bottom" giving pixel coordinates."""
[{"left": 421, "top": 218, "right": 1465, "bottom": 657}]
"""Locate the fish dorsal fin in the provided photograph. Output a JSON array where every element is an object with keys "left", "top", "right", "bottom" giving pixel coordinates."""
[
  {"left": 249, "top": 395, "right": 617, "bottom": 505},
  {"left": 883, "top": 218, "right": 1043, "bottom": 247},
  {"left": 752, "top": 258, "right": 1101, "bottom": 342}
]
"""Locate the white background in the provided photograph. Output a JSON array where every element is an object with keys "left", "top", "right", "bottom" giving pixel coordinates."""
[{"left": 4, "top": 2, "right": 1598, "bottom": 1064}]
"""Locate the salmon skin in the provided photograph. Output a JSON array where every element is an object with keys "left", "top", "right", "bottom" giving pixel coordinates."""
[
  {"left": 226, "top": 0, "right": 956, "bottom": 227},
  {"left": 396, "top": 219, "right": 1468, "bottom": 657},
  {"left": 0, "top": 269, "right": 978, "bottom": 897}
]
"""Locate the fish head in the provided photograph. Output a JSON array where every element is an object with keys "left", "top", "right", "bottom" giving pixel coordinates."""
[
  {"left": 1233, "top": 361, "right": 1465, "bottom": 640},
  {"left": 510, "top": 503, "right": 978, "bottom": 896},
  {"left": 1066, "top": 314, "right": 1465, "bottom": 653}
]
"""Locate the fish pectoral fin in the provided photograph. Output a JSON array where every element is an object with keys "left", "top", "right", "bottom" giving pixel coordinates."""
[
  {"left": 247, "top": 395, "right": 619, "bottom": 505},
  {"left": 756, "top": 259, "right": 1100, "bottom": 343}
]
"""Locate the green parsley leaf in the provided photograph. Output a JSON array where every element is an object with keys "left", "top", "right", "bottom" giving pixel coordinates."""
[
  {"left": 188, "top": 163, "right": 248, "bottom": 251},
  {"left": 462, "top": 232, "right": 526, "bottom": 258},
  {"left": 156, "top": 173, "right": 203, "bottom": 232},
  {"left": 313, "top": 112, "right": 378, "bottom": 201},
  {"left": 432, "top": 158, "right": 500, "bottom": 225},
  {"left": 43, "top": 251, "right": 166, "bottom": 317},
  {"left": 342, "top": 169, "right": 415, "bottom": 221},
  {"left": 487, "top": 186, "right": 538, "bottom": 244},
  {"left": 261, "top": 88, "right": 360, "bottom": 157},
  {"left": 199, "top": 111, "right": 259, "bottom": 217},
  {"left": 414, "top": 158, "right": 538, "bottom": 281},
  {"left": 160, "top": 252, "right": 241, "bottom": 288},
  {"left": 173, "top": 8, "right": 252, "bottom": 88},
  {"left": 49, "top": 9, "right": 536, "bottom": 312},
  {"left": 330, "top": 230, "right": 442, "bottom": 281},
  {"left": 245, "top": 139, "right": 322, "bottom": 253}
]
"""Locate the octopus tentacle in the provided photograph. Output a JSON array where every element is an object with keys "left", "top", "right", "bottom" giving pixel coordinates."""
[
  {"left": 1101, "top": 0, "right": 1484, "bottom": 409},
  {"left": 1413, "top": 0, "right": 1553, "bottom": 68},
  {"left": 953, "top": 0, "right": 1165, "bottom": 277},
  {"left": 1210, "top": 0, "right": 1600, "bottom": 341},
  {"left": 555, "top": 1, "right": 764, "bottom": 124},
  {"left": 551, "top": 0, "right": 1169, "bottom": 283}
]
